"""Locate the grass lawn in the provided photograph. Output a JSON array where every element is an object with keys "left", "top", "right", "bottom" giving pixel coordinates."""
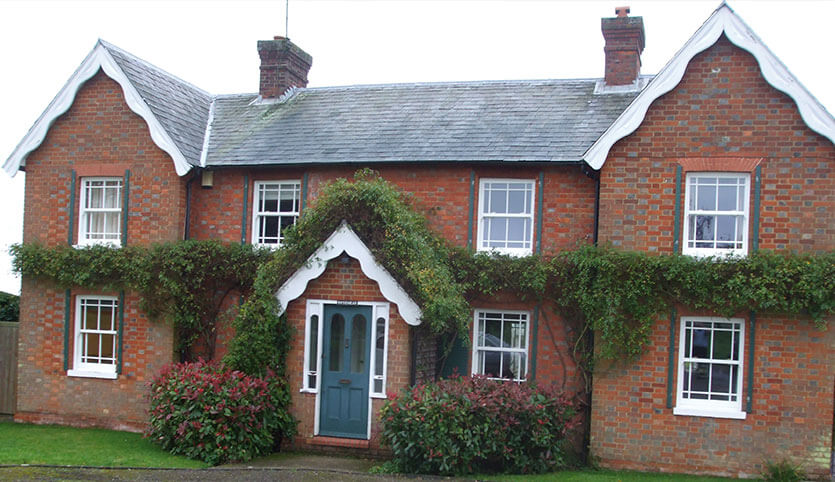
[
  {"left": 483, "top": 468, "right": 734, "bottom": 481},
  {"left": 0, "top": 421, "right": 206, "bottom": 468}
]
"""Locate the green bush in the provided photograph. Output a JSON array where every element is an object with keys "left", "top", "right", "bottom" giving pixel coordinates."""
[
  {"left": 380, "top": 376, "right": 580, "bottom": 475},
  {"left": 0, "top": 291, "right": 19, "bottom": 321},
  {"left": 763, "top": 459, "right": 806, "bottom": 482},
  {"left": 146, "top": 360, "right": 296, "bottom": 465}
]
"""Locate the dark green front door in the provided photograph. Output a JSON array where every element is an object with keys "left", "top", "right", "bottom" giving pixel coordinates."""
[{"left": 320, "top": 304, "right": 372, "bottom": 439}]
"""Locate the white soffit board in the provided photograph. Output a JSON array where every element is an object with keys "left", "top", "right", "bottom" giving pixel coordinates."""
[
  {"left": 2, "top": 41, "right": 192, "bottom": 177},
  {"left": 584, "top": 3, "right": 835, "bottom": 170},
  {"left": 275, "top": 222, "right": 423, "bottom": 326}
]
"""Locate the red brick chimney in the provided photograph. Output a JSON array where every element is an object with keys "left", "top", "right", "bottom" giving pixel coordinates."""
[
  {"left": 257, "top": 36, "right": 313, "bottom": 99},
  {"left": 601, "top": 6, "right": 645, "bottom": 86}
]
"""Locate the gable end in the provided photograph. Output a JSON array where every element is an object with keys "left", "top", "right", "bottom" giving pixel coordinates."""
[
  {"left": 584, "top": 4, "right": 835, "bottom": 170},
  {"left": 275, "top": 222, "right": 422, "bottom": 326},
  {"left": 2, "top": 41, "right": 193, "bottom": 177}
]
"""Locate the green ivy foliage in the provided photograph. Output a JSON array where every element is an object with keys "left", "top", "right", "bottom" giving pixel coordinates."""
[
  {"left": 11, "top": 241, "right": 270, "bottom": 359},
  {"left": 10, "top": 171, "right": 835, "bottom": 375},
  {"left": 224, "top": 170, "right": 471, "bottom": 375},
  {"left": 550, "top": 246, "right": 835, "bottom": 364}
]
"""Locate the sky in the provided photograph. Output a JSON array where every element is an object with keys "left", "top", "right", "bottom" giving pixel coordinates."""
[{"left": 0, "top": 0, "right": 834, "bottom": 295}]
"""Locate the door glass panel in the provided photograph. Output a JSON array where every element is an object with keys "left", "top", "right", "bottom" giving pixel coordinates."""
[
  {"left": 374, "top": 318, "right": 385, "bottom": 377},
  {"left": 308, "top": 314, "right": 318, "bottom": 387},
  {"left": 328, "top": 314, "right": 344, "bottom": 372},
  {"left": 350, "top": 314, "right": 366, "bottom": 374}
]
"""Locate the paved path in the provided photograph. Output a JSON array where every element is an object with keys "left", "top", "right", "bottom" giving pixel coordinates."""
[{"left": 0, "top": 453, "right": 466, "bottom": 481}]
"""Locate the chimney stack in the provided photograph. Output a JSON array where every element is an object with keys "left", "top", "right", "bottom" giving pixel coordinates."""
[
  {"left": 601, "top": 6, "right": 645, "bottom": 86},
  {"left": 257, "top": 36, "right": 313, "bottom": 99}
]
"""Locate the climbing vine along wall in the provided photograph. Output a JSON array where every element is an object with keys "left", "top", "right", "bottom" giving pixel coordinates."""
[{"left": 13, "top": 171, "right": 835, "bottom": 376}]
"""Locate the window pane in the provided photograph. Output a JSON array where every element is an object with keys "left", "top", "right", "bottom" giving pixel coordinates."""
[
  {"left": 262, "top": 217, "right": 279, "bottom": 240},
  {"left": 328, "top": 314, "right": 344, "bottom": 372},
  {"left": 711, "top": 364, "right": 731, "bottom": 394},
  {"left": 350, "top": 314, "right": 366, "bottom": 374},
  {"left": 279, "top": 215, "right": 295, "bottom": 233},
  {"left": 712, "top": 329, "right": 733, "bottom": 360},
  {"left": 697, "top": 184, "right": 716, "bottom": 210},
  {"left": 374, "top": 318, "right": 385, "bottom": 377},
  {"left": 101, "top": 304, "right": 115, "bottom": 331},
  {"left": 689, "top": 364, "right": 709, "bottom": 398},
  {"left": 503, "top": 319, "right": 526, "bottom": 349},
  {"left": 84, "top": 305, "right": 98, "bottom": 330},
  {"left": 717, "top": 185, "right": 737, "bottom": 211},
  {"left": 308, "top": 315, "right": 318, "bottom": 376},
  {"left": 507, "top": 188, "right": 526, "bottom": 214},
  {"left": 100, "top": 333, "right": 115, "bottom": 360},
  {"left": 484, "top": 318, "right": 501, "bottom": 345},
  {"left": 104, "top": 185, "right": 120, "bottom": 209},
  {"left": 691, "top": 329, "right": 710, "bottom": 358},
  {"left": 694, "top": 215, "right": 715, "bottom": 247},
  {"left": 715, "top": 215, "right": 736, "bottom": 246},
  {"left": 374, "top": 379, "right": 383, "bottom": 393},
  {"left": 507, "top": 218, "right": 527, "bottom": 242},
  {"left": 85, "top": 333, "right": 100, "bottom": 358},
  {"left": 488, "top": 186, "right": 507, "bottom": 214},
  {"left": 487, "top": 218, "right": 506, "bottom": 247},
  {"left": 481, "top": 351, "right": 501, "bottom": 378},
  {"left": 738, "top": 185, "right": 745, "bottom": 211}
]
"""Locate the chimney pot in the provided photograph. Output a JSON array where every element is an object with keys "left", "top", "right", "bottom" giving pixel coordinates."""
[
  {"left": 615, "top": 6, "right": 630, "bottom": 17},
  {"left": 258, "top": 36, "right": 313, "bottom": 99}
]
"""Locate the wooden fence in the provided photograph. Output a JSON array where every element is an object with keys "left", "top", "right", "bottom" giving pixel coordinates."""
[{"left": 0, "top": 322, "right": 18, "bottom": 415}]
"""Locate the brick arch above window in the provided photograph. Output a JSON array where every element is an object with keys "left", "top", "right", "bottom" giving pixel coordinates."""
[{"left": 677, "top": 157, "right": 762, "bottom": 173}]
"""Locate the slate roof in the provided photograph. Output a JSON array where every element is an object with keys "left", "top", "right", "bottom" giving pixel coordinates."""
[
  {"left": 204, "top": 80, "right": 642, "bottom": 166},
  {"left": 101, "top": 41, "right": 212, "bottom": 167}
]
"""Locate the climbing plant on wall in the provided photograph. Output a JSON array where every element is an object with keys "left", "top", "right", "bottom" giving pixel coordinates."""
[{"left": 12, "top": 170, "right": 835, "bottom": 377}]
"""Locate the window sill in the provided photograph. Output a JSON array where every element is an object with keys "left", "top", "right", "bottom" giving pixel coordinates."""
[
  {"left": 73, "top": 242, "right": 121, "bottom": 249},
  {"left": 67, "top": 369, "right": 118, "bottom": 380},
  {"left": 682, "top": 249, "right": 747, "bottom": 259},
  {"left": 299, "top": 388, "right": 317, "bottom": 394},
  {"left": 371, "top": 393, "right": 387, "bottom": 399},
  {"left": 476, "top": 248, "right": 533, "bottom": 258},
  {"left": 673, "top": 406, "right": 746, "bottom": 420}
]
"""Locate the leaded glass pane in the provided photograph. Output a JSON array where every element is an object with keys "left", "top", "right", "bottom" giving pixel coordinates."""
[
  {"left": 328, "top": 314, "right": 344, "bottom": 372},
  {"left": 350, "top": 314, "right": 366, "bottom": 374}
]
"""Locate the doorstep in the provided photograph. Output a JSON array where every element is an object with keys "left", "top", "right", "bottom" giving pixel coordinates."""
[{"left": 308, "top": 436, "right": 370, "bottom": 449}]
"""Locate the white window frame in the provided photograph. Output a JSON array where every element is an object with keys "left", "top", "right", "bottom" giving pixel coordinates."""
[
  {"left": 78, "top": 177, "right": 122, "bottom": 246},
  {"left": 674, "top": 316, "right": 746, "bottom": 419},
  {"left": 477, "top": 179, "right": 536, "bottom": 256},
  {"left": 67, "top": 295, "right": 119, "bottom": 379},
  {"left": 682, "top": 173, "right": 750, "bottom": 258},
  {"left": 471, "top": 309, "right": 530, "bottom": 382},
  {"left": 251, "top": 180, "right": 301, "bottom": 247}
]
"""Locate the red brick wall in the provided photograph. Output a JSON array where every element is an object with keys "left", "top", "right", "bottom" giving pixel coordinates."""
[
  {"left": 16, "top": 72, "right": 182, "bottom": 430},
  {"left": 593, "top": 37, "right": 835, "bottom": 476},
  {"left": 468, "top": 293, "right": 583, "bottom": 394},
  {"left": 282, "top": 257, "right": 410, "bottom": 453},
  {"left": 191, "top": 164, "right": 595, "bottom": 255},
  {"left": 598, "top": 36, "right": 835, "bottom": 254},
  {"left": 591, "top": 311, "right": 834, "bottom": 478}
]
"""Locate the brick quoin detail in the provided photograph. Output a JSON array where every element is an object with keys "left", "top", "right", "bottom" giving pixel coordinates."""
[{"left": 593, "top": 37, "right": 835, "bottom": 478}]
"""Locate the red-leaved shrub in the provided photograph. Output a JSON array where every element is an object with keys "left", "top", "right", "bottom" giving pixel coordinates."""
[
  {"left": 147, "top": 360, "right": 295, "bottom": 465},
  {"left": 380, "top": 375, "right": 580, "bottom": 475}
]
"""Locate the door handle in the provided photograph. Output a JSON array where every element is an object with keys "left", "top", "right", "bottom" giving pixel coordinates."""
[{"left": 339, "top": 379, "right": 351, "bottom": 384}]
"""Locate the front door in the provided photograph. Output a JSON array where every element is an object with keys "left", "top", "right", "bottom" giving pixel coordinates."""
[{"left": 319, "top": 304, "right": 372, "bottom": 439}]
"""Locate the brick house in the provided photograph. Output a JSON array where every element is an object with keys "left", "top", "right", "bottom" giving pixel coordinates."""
[{"left": 3, "top": 3, "right": 833, "bottom": 477}]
